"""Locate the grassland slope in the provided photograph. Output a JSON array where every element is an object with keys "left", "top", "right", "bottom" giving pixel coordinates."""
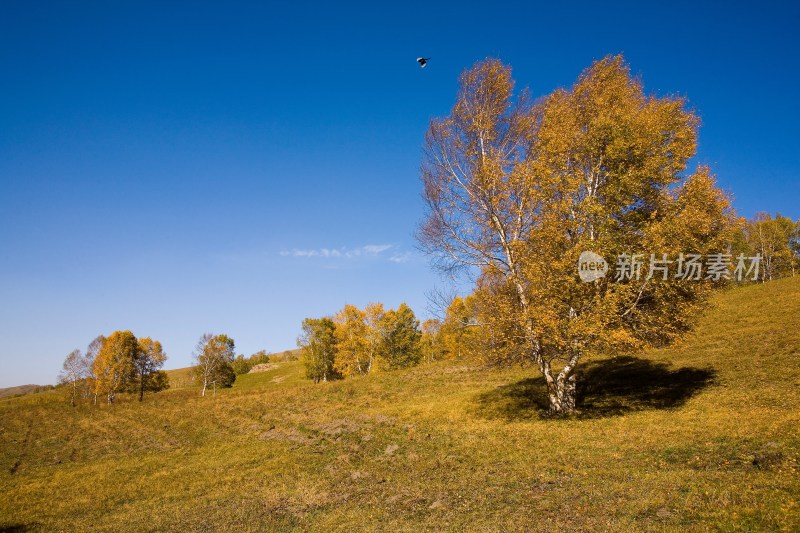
[{"left": 1, "top": 279, "right": 799, "bottom": 531}]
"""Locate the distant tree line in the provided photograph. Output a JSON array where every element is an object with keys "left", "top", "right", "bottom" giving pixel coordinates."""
[
  {"left": 733, "top": 213, "right": 800, "bottom": 281},
  {"left": 57, "top": 331, "right": 300, "bottom": 402},
  {"left": 419, "top": 296, "right": 481, "bottom": 363},
  {"left": 230, "top": 349, "right": 300, "bottom": 375},
  {"left": 231, "top": 350, "right": 272, "bottom": 375},
  {"left": 298, "top": 303, "right": 422, "bottom": 383}
]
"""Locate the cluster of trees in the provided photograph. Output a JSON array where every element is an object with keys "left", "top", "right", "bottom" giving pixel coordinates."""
[
  {"left": 419, "top": 296, "right": 480, "bottom": 363},
  {"left": 58, "top": 331, "right": 248, "bottom": 403},
  {"left": 231, "top": 349, "right": 299, "bottom": 375},
  {"left": 298, "top": 303, "right": 422, "bottom": 383},
  {"left": 231, "top": 349, "right": 271, "bottom": 374},
  {"left": 58, "top": 331, "right": 168, "bottom": 405},
  {"left": 734, "top": 213, "right": 800, "bottom": 280}
]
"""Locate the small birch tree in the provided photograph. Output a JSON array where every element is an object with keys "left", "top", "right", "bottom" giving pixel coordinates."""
[
  {"left": 58, "top": 349, "right": 90, "bottom": 407},
  {"left": 84, "top": 335, "right": 104, "bottom": 403},
  {"left": 193, "top": 334, "right": 236, "bottom": 396}
]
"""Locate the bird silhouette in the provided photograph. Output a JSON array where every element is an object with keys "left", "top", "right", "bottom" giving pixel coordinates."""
[{"left": 417, "top": 57, "right": 431, "bottom": 68}]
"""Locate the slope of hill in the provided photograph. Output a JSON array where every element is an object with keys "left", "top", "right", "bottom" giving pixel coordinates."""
[
  {"left": 1, "top": 279, "right": 799, "bottom": 531},
  {"left": 0, "top": 384, "right": 52, "bottom": 400}
]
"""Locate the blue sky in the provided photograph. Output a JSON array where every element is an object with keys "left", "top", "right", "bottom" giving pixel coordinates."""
[{"left": 1, "top": 1, "right": 798, "bottom": 387}]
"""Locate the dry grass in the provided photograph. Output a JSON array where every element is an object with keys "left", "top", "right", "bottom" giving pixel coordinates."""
[
  {"left": 1, "top": 279, "right": 799, "bottom": 531},
  {"left": 0, "top": 385, "right": 53, "bottom": 400}
]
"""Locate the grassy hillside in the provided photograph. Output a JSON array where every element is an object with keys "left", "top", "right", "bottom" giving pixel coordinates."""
[
  {"left": 0, "top": 385, "right": 50, "bottom": 400},
  {"left": 1, "top": 279, "right": 799, "bottom": 531},
  {"left": 162, "top": 366, "right": 196, "bottom": 390},
  {"left": 162, "top": 348, "right": 301, "bottom": 390}
]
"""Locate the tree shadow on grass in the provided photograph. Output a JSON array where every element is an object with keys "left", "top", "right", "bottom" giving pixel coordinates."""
[
  {"left": 473, "top": 356, "right": 716, "bottom": 421},
  {"left": 0, "top": 525, "right": 38, "bottom": 533}
]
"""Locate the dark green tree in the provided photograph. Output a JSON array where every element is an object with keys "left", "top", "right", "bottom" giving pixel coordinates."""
[
  {"left": 231, "top": 354, "right": 251, "bottom": 375},
  {"left": 382, "top": 303, "right": 422, "bottom": 369}
]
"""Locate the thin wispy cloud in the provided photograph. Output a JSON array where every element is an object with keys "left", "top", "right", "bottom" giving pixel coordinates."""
[
  {"left": 389, "top": 251, "right": 414, "bottom": 263},
  {"left": 280, "top": 244, "right": 395, "bottom": 260}
]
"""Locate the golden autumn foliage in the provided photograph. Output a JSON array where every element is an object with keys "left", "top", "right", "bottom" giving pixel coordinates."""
[
  {"left": 333, "top": 304, "right": 370, "bottom": 377},
  {"left": 436, "top": 296, "right": 482, "bottom": 361},
  {"left": 419, "top": 318, "right": 443, "bottom": 363},
  {"left": 90, "top": 331, "right": 169, "bottom": 404},
  {"left": 737, "top": 213, "right": 799, "bottom": 280},
  {"left": 93, "top": 331, "right": 138, "bottom": 404},
  {"left": 419, "top": 55, "right": 736, "bottom": 414},
  {"left": 303, "top": 302, "right": 423, "bottom": 381},
  {"left": 132, "top": 337, "right": 168, "bottom": 401}
]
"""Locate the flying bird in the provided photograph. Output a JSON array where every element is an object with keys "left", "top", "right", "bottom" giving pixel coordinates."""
[{"left": 417, "top": 57, "right": 431, "bottom": 68}]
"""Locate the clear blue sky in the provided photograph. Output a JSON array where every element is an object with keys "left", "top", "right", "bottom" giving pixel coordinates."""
[{"left": 1, "top": 1, "right": 798, "bottom": 387}]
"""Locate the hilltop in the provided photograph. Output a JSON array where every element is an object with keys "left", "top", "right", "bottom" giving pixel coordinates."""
[
  {"left": 0, "top": 385, "right": 52, "bottom": 400},
  {"left": 1, "top": 279, "right": 799, "bottom": 531}
]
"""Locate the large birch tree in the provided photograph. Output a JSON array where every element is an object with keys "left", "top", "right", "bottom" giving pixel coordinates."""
[{"left": 418, "top": 56, "right": 734, "bottom": 415}]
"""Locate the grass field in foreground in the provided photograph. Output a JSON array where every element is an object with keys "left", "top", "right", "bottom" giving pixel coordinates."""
[{"left": 1, "top": 279, "right": 799, "bottom": 531}]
